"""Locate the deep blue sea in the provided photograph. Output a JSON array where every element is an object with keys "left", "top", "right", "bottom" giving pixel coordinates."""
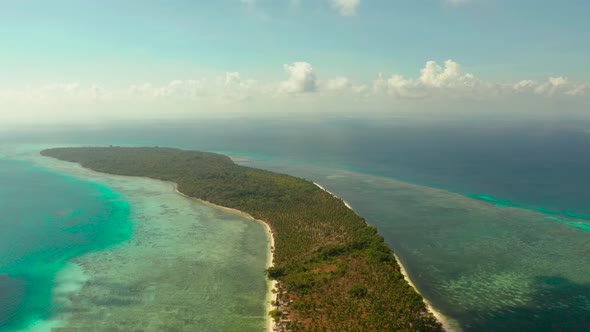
[
  {"left": 2, "top": 114, "right": 590, "bottom": 331},
  {"left": 0, "top": 157, "right": 132, "bottom": 331},
  {"left": 24, "top": 115, "right": 590, "bottom": 217}
]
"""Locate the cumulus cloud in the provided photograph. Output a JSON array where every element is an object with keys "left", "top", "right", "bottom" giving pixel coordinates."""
[
  {"left": 126, "top": 72, "right": 264, "bottom": 104},
  {"left": 1, "top": 60, "right": 588, "bottom": 114},
  {"left": 373, "top": 73, "right": 423, "bottom": 98},
  {"left": 373, "top": 59, "right": 488, "bottom": 98},
  {"left": 224, "top": 72, "right": 243, "bottom": 86},
  {"left": 130, "top": 80, "right": 207, "bottom": 99},
  {"left": 222, "top": 72, "right": 259, "bottom": 91},
  {"left": 320, "top": 76, "right": 367, "bottom": 96},
  {"left": 323, "top": 76, "right": 352, "bottom": 91},
  {"left": 373, "top": 60, "right": 590, "bottom": 99},
  {"left": 419, "top": 60, "right": 478, "bottom": 88},
  {"left": 0, "top": 83, "right": 106, "bottom": 102},
  {"left": 279, "top": 62, "right": 318, "bottom": 94},
  {"left": 513, "top": 77, "right": 589, "bottom": 96},
  {"left": 219, "top": 72, "right": 263, "bottom": 102},
  {"left": 331, "top": 0, "right": 360, "bottom": 16}
]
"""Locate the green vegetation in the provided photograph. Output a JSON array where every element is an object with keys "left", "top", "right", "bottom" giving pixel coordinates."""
[
  {"left": 348, "top": 284, "right": 369, "bottom": 298},
  {"left": 41, "top": 147, "right": 443, "bottom": 332},
  {"left": 265, "top": 266, "right": 286, "bottom": 279},
  {"left": 269, "top": 308, "right": 283, "bottom": 323}
]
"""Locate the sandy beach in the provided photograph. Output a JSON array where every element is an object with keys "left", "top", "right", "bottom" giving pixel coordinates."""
[
  {"left": 313, "top": 182, "right": 459, "bottom": 332},
  {"left": 174, "top": 185, "right": 278, "bottom": 332},
  {"left": 394, "top": 254, "right": 461, "bottom": 332},
  {"left": 313, "top": 182, "right": 354, "bottom": 210}
]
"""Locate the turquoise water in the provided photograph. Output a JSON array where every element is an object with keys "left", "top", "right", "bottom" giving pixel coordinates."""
[
  {"left": 0, "top": 147, "right": 270, "bottom": 331},
  {"left": 0, "top": 157, "right": 132, "bottom": 331},
  {"left": 468, "top": 194, "right": 590, "bottom": 232}
]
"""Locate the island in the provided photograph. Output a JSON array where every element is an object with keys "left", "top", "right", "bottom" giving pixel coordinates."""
[{"left": 41, "top": 147, "right": 443, "bottom": 332}]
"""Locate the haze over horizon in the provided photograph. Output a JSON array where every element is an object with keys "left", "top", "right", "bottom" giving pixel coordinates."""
[{"left": 1, "top": 0, "right": 589, "bottom": 126}]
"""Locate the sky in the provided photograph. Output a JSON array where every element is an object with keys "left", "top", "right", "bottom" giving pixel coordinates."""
[{"left": 1, "top": 0, "right": 589, "bottom": 124}]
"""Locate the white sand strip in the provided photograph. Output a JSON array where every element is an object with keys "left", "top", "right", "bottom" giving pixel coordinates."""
[
  {"left": 174, "top": 185, "right": 278, "bottom": 332},
  {"left": 313, "top": 182, "right": 354, "bottom": 210},
  {"left": 314, "top": 181, "right": 459, "bottom": 331},
  {"left": 394, "top": 254, "right": 461, "bottom": 332}
]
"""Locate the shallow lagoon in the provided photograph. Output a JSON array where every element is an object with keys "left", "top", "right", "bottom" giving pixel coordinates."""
[
  {"left": 1, "top": 147, "right": 270, "bottom": 331},
  {"left": 0, "top": 156, "right": 132, "bottom": 331}
]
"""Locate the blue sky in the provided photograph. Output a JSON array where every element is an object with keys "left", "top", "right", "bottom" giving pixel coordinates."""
[{"left": 0, "top": 0, "right": 589, "bottom": 123}]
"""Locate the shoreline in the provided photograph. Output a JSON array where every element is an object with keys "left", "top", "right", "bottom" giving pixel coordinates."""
[
  {"left": 173, "top": 184, "right": 277, "bottom": 332},
  {"left": 394, "top": 253, "right": 461, "bottom": 332},
  {"left": 27, "top": 150, "right": 277, "bottom": 332},
  {"left": 313, "top": 182, "right": 458, "bottom": 332},
  {"left": 313, "top": 182, "right": 354, "bottom": 210}
]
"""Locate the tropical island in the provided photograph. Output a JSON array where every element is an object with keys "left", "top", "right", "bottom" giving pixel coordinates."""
[{"left": 41, "top": 147, "right": 443, "bottom": 332}]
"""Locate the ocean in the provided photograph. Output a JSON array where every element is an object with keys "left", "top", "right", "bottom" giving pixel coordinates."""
[{"left": 1, "top": 114, "right": 590, "bottom": 331}]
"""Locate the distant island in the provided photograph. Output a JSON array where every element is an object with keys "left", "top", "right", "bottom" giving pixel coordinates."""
[{"left": 41, "top": 147, "right": 443, "bottom": 332}]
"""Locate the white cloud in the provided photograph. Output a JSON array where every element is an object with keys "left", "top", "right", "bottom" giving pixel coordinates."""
[
  {"left": 373, "top": 60, "right": 590, "bottom": 100},
  {"left": 35, "top": 83, "right": 82, "bottom": 98},
  {"left": 130, "top": 80, "right": 208, "bottom": 99},
  {"left": 420, "top": 60, "right": 478, "bottom": 88},
  {"left": 0, "top": 83, "right": 106, "bottom": 102},
  {"left": 565, "top": 83, "right": 590, "bottom": 96},
  {"left": 279, "top": 62, "right": 318, "bottom": 94},
  {"left": 129, "top": 73, "right": 262, "bottom": 102},
  {"left": 222, "top": 72, "right": 258, "bottom": 90},
  {"left": 373, "top": 73, "right": 423, "bottom": 98},
  {"left": 219, "top": 72, "right": 263, "bottom": 102},
  {"left": 331, "top": 0, "right": 360, "bottom": 16},
  {"left": 513, "top": 77, "right": 589, "bottom": 96},
  {"left": 1, "top": 60, "right": 588, "bottom": 120},
  {"left": 323, "top": 76, "right": 352, "bottom": 91},
  {"left": 373, "top": 60, "right": 488, "bottom": 98},
  {"left": 320, "top": 76, "right": 367, "bottom": 96}
]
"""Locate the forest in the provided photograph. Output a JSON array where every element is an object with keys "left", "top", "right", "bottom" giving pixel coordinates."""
[{"left": 41, "top": 146, "right": 443, "bottom": 332}]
